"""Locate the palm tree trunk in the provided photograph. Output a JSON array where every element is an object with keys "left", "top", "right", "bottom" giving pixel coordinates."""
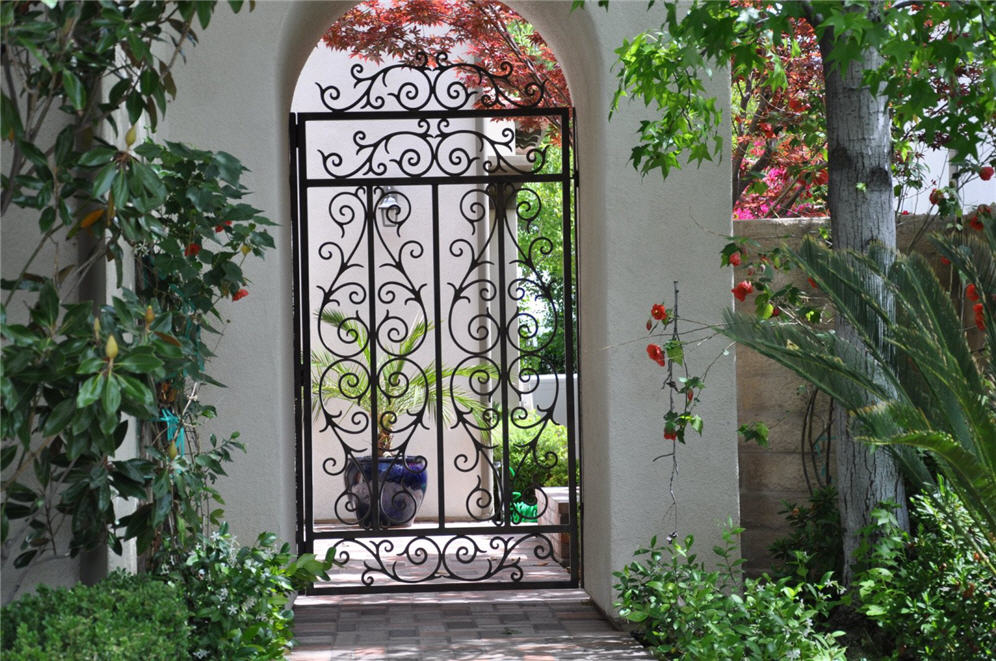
[{"left": 819, "top": 2, "right": 909, "bottom": 583}]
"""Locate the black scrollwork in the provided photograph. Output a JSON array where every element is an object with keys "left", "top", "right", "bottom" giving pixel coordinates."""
[
  {"left": 315, "top": 52, "right": 546, "bottom": 114},
  {"left": 321, "top": 533, "right": 558, "bottom": 587}
]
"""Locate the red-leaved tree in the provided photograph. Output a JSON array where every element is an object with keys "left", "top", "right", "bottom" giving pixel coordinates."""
[
  {"left": 323, "top": 0, "right": 570, "bottom": 141},
  {"left": 732, "top": 14, "right": 827, "bottom": 219}
]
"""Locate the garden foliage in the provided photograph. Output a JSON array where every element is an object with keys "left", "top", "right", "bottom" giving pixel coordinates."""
[
  {"left": 160, "top": 523, "right": 331, "bottom": 661},
  {"left": 0, "top": 570, "right": 189, "bottom": 659},
  {"left": 0, "top": 0, "right": 273, "bottom": 571},
  {"left": 723, "top": 214, "right": 996, "bottom": 572},
  {"left": 854, "top": 488, "right": 996, "bottom": 660},
  {"left": 614, "top": 524, "right": 846, "bottom": 660},
  {"left": 502, "top": 410, "right": 573, "bottom": 501}
]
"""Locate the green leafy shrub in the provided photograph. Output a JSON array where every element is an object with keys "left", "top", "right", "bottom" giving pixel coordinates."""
[
  {"left": 855, "top": 488, "right": 996, "bottom": 660},
  {"left": 769, "top": 485, "right": 844, "bottom": 583},
  {"left": 503, "top": 411, "right": 574, "bottom": 499},
  {"left": 161, "top": 523, "right": 331, "bottom": 660},
  {"left": 1, "top": 570, "right": 188, "bottom": 660},
  {"left": 614, "top": 524, "right": 845, "bottom": 660}
]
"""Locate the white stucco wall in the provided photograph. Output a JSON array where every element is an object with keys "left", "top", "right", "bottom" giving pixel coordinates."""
[{"left": 134, "top": 0, "right": 740, "bottom": 614}]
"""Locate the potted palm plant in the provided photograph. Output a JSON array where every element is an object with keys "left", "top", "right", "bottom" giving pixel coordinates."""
[{"left": 311, "top": 309, "right": 494, "bottom": 527}]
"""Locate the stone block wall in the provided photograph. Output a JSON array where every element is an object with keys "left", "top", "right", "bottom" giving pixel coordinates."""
[{"left": 734, "top": 214, "right": 950, "bottom": 574}]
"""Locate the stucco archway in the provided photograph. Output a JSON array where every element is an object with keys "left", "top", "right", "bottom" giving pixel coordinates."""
[{"left": 158, "top": 0, "right": 738, "bottom": 615}]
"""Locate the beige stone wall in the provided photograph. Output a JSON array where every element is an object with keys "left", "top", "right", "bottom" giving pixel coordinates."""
[{"left": 734, "top": 214, "right": 948, "bottom": 573}]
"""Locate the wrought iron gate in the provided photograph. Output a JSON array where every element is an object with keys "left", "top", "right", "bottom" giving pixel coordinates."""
[{"left": 290, "top": 53, "right": 579, "bottom": 593}]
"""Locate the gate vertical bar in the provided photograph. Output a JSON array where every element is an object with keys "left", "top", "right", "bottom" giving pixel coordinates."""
[
  {"left": 431, "top": 184, "right": 446, "bottom": 527},
  {"left": 495, "top": 183, "right": 512, "bottom": 529},
  {"left": 296, "top": 117, "right": 315, "bottom": 553},
  {"left": 289, "top": 113, "right": 307, "bottom": 554},
  {"left": 364, "top": 184, "right": 380, "bottom": 530},
  {"left": 560, "top": 108, "right": 580, "bottom": 585}
]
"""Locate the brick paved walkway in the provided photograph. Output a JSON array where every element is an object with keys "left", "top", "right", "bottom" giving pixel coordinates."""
[{"left": 289, "top": 589, "right": 655, "bottom": 660}]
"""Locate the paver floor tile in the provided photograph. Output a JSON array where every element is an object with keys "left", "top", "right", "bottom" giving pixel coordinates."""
[{"left": 289, "top": 589, "right": 653, "bottom": 659}]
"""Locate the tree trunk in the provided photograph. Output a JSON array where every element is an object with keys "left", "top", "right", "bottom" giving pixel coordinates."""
[{"left": 819, "top": 6, "right": 909, "bottom": 583}]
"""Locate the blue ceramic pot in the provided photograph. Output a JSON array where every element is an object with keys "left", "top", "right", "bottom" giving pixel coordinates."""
[{"left": 343, "top": 455, "right": 428, "bottom": 528}]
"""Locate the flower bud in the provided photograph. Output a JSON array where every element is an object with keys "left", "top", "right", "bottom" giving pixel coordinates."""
[
  {"left": 125, "top": 124, "right": 137, "bottom": 148},
  {"left": 93, "top": 317, "right": 101, "bottom": 341},
  {"left": 145, "top": 305, "right": 155, "bottom": 325},
  {"left": 241, "top": 243, "right": 251, "bottom": 256},
  {"left": 105, "top": 334, "right": 119, "bottom": 361}
]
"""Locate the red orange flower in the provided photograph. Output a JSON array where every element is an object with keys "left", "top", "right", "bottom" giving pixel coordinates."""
[
  {"left": 184, "top": 243, "right": 201, "bottom": 257},
  {"left": 651, "top": 304, "right": 668, "bottom": 321},
  {"left": 232, "top": 288, "right": 249, "bottom": 301},
  {"left": 966, "top": 283, "right": 980, "bottom": 302},
  {"left": 732, "top": 280, "right": 754, "bottom": 302}
]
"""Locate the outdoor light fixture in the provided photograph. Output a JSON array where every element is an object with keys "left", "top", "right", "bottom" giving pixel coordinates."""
[{"left": 377, "top": 189, "right": 402, "bottom": 227}]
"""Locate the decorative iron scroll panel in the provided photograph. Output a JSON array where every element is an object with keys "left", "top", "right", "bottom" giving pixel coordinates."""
[{"left": 290, "top": 55, "right": 579, "bottom": 593}]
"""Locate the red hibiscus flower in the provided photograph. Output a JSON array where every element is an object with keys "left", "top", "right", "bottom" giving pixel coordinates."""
[
  {"left": 966, "top": 283, "right": 980, "bottom": 302},
  {"left": 929, "top": 189, "right": 943, "bottom": 205},
  {"left": 732, "top": 280, "right": 754, "bottom": 302},
  {"left": 651, "top": 304, "right": 668, "bottom": 321},
  {"left": 215, "top": 221, "right": 233, "bottom": 233},
  {"left": 232, "top": 288, "right": 249, "bottom": 301},
  {"left": 728, "top": 252, "right": 742, "bottom": 267},
  {"left": 663, "top": 429, "right": 678, "bottom": 441},
  {"left": 184, "top": 243, "right": 201, "bottom": 257},
  {"left": 980, "top": 166, "right": 994, "bottom": 181}
]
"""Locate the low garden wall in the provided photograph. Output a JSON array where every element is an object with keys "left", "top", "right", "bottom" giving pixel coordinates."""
[{"left": 734, "top": 214, "right": 950, "bottom": 573}]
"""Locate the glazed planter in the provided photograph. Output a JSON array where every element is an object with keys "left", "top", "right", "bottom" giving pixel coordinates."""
[{"left": 343, "top": 455, "right": 428, "bottom": 528}]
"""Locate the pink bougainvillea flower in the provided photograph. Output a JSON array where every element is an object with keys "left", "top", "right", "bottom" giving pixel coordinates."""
[
  {"left": 232, "top": 288, "right": 249, "bottom": 301},
  {"left": 184, "top": 243, "right": 201, "bottom": 257},
  {"left": 966, "top": 283, "right": 980, "bottom": 302},
  {"left": 651, "top": 304, "right": 668, "bottom": 321},
  {"left": 732, "top": 280, "right": 754, "bottom": 302}
]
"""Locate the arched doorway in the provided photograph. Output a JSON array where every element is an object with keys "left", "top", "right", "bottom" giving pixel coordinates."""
[{"left": 289, "top": 6, "right": 580, "bottom": 593}]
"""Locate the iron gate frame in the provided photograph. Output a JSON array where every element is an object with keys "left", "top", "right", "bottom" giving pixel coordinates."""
[{"left": 289, "top": 55, "right": 580, "bottom": 594}]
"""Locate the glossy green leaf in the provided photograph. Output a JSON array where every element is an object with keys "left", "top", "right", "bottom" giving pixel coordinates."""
[
  {"left": 77, "top": 373, "right": 103, "bottom": 408},
  {"left": 61, "top": 70, "right": 86, "bottom": 111}
]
